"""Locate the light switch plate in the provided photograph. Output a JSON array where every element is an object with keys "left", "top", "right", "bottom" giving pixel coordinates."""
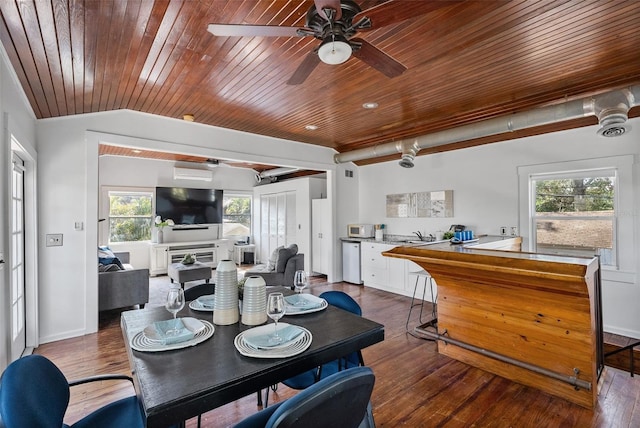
[{"left": 46, "top": 234, "right": 63, "bottom": 247}]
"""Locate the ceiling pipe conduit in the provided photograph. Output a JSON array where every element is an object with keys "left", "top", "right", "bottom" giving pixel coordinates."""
[
  {"left": 334, "top": 84, "right": 640, "bottom": 165},
  {"left": 255, "top": 167, "right": 300, "bottom": 183}
]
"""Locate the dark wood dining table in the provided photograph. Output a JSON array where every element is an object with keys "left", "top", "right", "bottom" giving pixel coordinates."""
[{"left": 120, "top": 290, "right": 385, "bottom": 428}]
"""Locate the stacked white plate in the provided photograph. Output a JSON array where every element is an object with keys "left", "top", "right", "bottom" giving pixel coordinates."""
[
  {"left": 241, "top": 276, "right": 267, "bottom": 325},
  {"left": 234, "top": 323, "right": 312, "bottom": 358},
  {"left": 131, "top": 317, "right": 215, "bottom": 352},
  {"left": 214, "top": 260, "right": 239, "bottom": 325}
]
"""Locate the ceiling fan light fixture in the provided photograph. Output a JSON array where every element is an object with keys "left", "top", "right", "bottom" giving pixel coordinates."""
[{"left": 318, "top": 36, "right": 352, "bottom": 65}]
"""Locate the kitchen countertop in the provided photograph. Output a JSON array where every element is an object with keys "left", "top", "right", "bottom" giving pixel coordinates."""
[{"left": 340, "top": 235, "right": 506, "bottom": 247}]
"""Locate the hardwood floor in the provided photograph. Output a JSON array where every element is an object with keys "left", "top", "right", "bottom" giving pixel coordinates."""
[{"left": 35, "top": 276, "right": 640, "bottom": 427}]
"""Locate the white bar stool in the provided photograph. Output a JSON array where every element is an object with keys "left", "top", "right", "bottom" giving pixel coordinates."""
[{"left": 406, "top": 269, "right": 436, "bottom": 331}]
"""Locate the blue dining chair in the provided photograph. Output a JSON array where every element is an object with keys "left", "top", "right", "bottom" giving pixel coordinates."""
[
  {"left": 0, "top": 354, "right": 145, "bottom": 428},
  {"left": 263, "top": 291, "right": 365, "bottom": 406},
  {"left": 235, "top": 367, "right": 376, "bottom": 428},
  {"left": 184, "top": 282, "right": 215, "bottom": 301}
]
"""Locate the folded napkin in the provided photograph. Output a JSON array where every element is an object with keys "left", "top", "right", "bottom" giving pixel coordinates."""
[
  {"left": 243, "top": 325, "right": 304, "bottom": 349},
  {"left": 284, "top": 295, "right": 322, "bottom": 312},
  {"left": 196, "top": 295, "right": 215, "bottom": 308},
  {"left": 152, "top": 318, "right": 195, "bottom": 345}
]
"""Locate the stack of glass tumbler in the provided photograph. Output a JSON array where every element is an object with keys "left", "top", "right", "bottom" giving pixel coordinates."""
[
  {"left": 213, "top": 260, "right": 239, "bottom": 325},
  {"left": 241, "top": 276, "right": 267, "bottom": 326}
]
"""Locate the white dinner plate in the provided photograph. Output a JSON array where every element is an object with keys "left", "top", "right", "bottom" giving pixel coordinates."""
[
  {"left": 131, "top": 318, "right": 214, "bottom": 352},
  {"left": 189, "top": 295, "right": 215, "bottom": 312},
  {"left": 241, "top": 323, "right": 306, "bottom": 350},
  {"left": 234, "top": 323, "right": 312, "bottom": 359},
  {"left": 284, "top": 294, "right": 328, "bottom": 315},
  {"left": 143, "top": 317, "right": 206, "bottom": 341}
]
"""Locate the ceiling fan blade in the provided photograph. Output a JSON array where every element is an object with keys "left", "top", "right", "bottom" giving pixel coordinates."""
[
  {"left": 314, "top": 0, "right": 342, "bottom": 21},
  {"left": 354, "top": 0, "right": 464, "bottom": 30},
  {"left": 351, "top": 38, "right": 406, "bottom": 78},
  {"left": 207, "top": 24, "right": 304, "bottom": 38},
  {"left": 287, "top": 51, "right": 321, "bottom": 85}
]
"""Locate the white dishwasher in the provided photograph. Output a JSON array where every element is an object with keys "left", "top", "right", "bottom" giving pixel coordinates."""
[{"left": 342, "top": 241, "right": 363, "bottom": 284}]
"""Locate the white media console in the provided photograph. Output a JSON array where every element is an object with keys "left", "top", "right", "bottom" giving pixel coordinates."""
[{"left": 149, "top": 224, "right": 230, "bottom": 276}]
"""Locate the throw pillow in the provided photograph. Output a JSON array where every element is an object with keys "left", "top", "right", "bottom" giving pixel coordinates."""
[
  {"left": 99, "top": 263, "right": 122, "bottom": 272},
  {"left": 266, "top": 246, "right": 283, "bottom": 271},
  {"left": 275, "top": 244, "right": 298, "bottom": 273},
  {"left": 98, "top": 246, "right": 124, "bottom": 269}
]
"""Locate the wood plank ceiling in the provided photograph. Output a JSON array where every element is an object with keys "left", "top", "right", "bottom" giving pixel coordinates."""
[{"left": 1, "top": 0, "right": 639, "bottom": 171}]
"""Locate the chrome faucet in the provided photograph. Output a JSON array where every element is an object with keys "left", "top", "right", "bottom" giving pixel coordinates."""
[{"left": 413, "top": 231, "right": 424, "bottom": 241}]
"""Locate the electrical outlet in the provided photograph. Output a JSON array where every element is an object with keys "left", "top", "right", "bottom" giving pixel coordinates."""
[
  {"left": 510, "top": 226, "right": 518, "bottom": 236},
  {"left": 46, "top": 234, "right": 63, "bottom": 247}
]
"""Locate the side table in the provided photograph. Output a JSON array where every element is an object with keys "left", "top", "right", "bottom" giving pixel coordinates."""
[{"left": 233, "top": 244, "right": 256, "bottom": 265}]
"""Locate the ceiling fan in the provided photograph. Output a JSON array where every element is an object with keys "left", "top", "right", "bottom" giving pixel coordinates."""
[{"left": 207, "top": 0, "right": 461, "bottom": 85}]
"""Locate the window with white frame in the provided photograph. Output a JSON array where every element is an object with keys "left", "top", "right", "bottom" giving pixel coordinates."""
[
  {"left": 222, "top": 193, "right": 252, "bottom": 237},
  {"left": 518, "top": 155, "right": 637, "bottom": 274},
  {"left": 107, "top": 190, "right": 154, "bottom": 242},
  {"left": 530, "top": 170, "right": 616, "bottom": 266}
]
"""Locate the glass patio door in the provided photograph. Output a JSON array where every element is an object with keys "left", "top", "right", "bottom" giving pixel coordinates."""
[{"left": 10, "top": 153, "right": 25, "bottom": 360}]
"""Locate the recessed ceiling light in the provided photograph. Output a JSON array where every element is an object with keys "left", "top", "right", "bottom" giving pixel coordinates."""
[
  {"left": 183, "top": 114, "right": 195, "bottom": 122},
  {"left": 132, "top": 149, "right": 142, "bottom": 154},
  {"left": 362, "top": 102, "right": 378, "bottom": 109},
  {"left": 305, "top": 125, "right": 318, "bottom": 131}
]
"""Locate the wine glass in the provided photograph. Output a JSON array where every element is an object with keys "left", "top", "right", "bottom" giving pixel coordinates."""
[
  {"left": 293, "top": 270, "right": 308, "bottom": 297},
  {"left": 266, "top": 292, "right": 285, "bottom": 344},
  {"left": 165, "top": 287, "right": 185, "bottom": 336}
]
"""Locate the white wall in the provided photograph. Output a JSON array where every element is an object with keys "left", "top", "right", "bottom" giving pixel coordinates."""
[
  {"left": 358, "top": 117, "right": 640, "bottom": 338},
  {"left": 0, "top": 46, "right": 37, "bottom": 368},
  {"left": 98, "top": 155, "right": 257, "bottom": 268},
  {"left": 252, "top": 177, "right": 327, "bottom": 272},
  {"left": 36, "top": 111, "right": 337, "bottom": 343}
]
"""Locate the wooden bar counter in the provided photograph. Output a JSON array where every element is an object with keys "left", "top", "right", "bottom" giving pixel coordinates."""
[{"left": 383, "top": 236, "right": 602, "bottom": 409}]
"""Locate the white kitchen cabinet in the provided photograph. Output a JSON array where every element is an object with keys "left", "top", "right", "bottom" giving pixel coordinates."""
[
  {"left": 360, "top": 242, "right": 436, "bottom": 299},
  {"left": 361, "top": 242, "right": 406, "bottom": 293},
  {"left": 311, "top": 199, "right": 330, "bottom": 274}
]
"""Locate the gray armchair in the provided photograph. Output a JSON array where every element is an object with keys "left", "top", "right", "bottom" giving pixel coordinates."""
[
  {"left": 244, "top": 253, "right": 304, "bottom": 288},
  {"left": 98, "top": 252, "right": 149, "bottom": 311}
]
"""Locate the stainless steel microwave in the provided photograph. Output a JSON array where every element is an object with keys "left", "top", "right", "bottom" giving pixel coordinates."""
[{"left": 347, "top": 224, "right": 375, "bottom": 238}]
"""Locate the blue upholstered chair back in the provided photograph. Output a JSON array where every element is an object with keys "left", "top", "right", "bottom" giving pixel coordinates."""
[
  {"left": 184, "top": 282, "right": 215, "bottom": 301},
  {"left": 235, "top": 367, "right": 375, "bottom": 428},
  {"left": 319, "top": 291, "right": 362, "bottom": 316},
  {"left": 0, "top": 354, "right": 146, "bottom": 428},
  {"left": 0, "top": 354, "right": 70, "bottom": 427}
]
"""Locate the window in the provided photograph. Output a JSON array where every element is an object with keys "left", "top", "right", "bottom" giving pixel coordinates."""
[
  {"left": 108, "top": 191, "right": 153, "bottom": 242},
  {"left": 223, "top": 194, "right": 251, "bottom": 237},
  {"left": 531, "top": 171, "right": 616, "bottom": 266}
]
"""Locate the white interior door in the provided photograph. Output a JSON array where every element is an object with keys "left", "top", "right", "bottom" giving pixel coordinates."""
[{"left": 10, "top": 154, "right": 25, "bottom": 360}]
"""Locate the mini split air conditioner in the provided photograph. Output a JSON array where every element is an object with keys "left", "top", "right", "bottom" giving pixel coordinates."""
[{"left": 173, "top": 167, "right": 213, "bottom": 182}]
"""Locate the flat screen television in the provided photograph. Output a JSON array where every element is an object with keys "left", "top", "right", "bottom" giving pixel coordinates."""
[{"left": 155, "top": 187, "right": 223, "bottom": 225}]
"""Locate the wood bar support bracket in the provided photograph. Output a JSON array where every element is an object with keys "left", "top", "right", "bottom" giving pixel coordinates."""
[{"left": 415, "top": 327, "right": 592, "bottom": 391}]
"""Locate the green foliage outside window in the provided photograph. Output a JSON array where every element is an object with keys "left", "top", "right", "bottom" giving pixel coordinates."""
[
  {"left": 535, "top": 178, "right": 614, "bottom": 213},
  {"left": 109, "top": 192, "right": 153, "bottom": 242},
  {"left": 223, "top": 195, "right": 251, "bottom": 236}
]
